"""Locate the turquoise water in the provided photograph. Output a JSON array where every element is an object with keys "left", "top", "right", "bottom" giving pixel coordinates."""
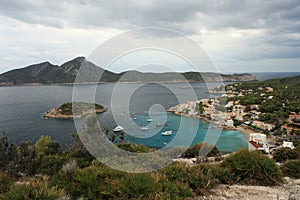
[
  {"left": 112, "top": 112, "right": 247, "bottom": 152},
  {"left": 0, "top": 82, "right": 247, "bottom": 152}
]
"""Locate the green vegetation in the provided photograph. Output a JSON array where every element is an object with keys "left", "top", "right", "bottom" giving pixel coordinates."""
[
  {"left": 281, "top": 160, "right": 300, "bottom": 179},
  {"left": 1, "top": 132, "right": 299, "bottom": 199},
  {"left": 272, "top": 147, "right": 300, "bottom": 163},
  {"left": 220, "top": 149, "right": 282, "bottom": 186},
  {"left": 182, "top": 142, "right": 220, "bottom": 158},
  {"left": 58, "top": 102, "right": 104, "bottom": 115},
  {"left": 227, "top": 75, "right": 300, "bottom": 125},
  {"left": 2, "top": 179, "right": 65, "bottom": 200}
]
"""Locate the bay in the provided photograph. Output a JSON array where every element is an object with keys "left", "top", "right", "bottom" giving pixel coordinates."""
[{"left": 0, "top": 82, "right": 248, "bottom": 152}]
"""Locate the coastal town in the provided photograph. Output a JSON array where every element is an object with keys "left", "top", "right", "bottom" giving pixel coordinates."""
[{"left": 168, "top": 82, "right": 300, "bottom": 155}]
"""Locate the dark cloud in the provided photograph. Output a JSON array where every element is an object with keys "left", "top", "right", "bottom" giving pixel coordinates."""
[
  {"left": 0, "top": 0, "right": 299, "bottom": 71},
  {"left": 1, "top": 0, "right": 299, "bottom": 34}
]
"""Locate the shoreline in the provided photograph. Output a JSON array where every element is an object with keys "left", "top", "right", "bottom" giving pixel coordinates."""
[
  {"left": 0, "top": 79, "right": 258, "bottom": 87},
  {"left": 168, "top": 110, "right": 252, "bottom": 139}
]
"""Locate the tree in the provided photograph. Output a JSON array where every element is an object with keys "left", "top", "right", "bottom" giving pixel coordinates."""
[
  {"left": 120, "top": 131, "right": 125, "bottom": 143},
  {"left": 35, "top": 135, "right": 52, "bottom": 157},
  {"left": 198, "top": 102, "right": 204, "bottom": 114},
  {"left": 111, "top": 133, "right": 116, "bottom": 143},
  {"left": 17, "top": 142, "right": 38, "bottom": 176},
  {"left": 0, "top": 132, "right": 9, "bottom": 170}
]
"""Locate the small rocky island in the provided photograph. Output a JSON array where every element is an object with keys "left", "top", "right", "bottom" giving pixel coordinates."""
[{"left": 43, "top": 102, "right": 107, "bottom": 119}]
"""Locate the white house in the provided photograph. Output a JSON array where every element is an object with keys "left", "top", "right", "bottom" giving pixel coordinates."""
[
  {"left": 249, "top": 133, "right": 269, "bottom": 153},
  {"left": 282, "top": 141, "right": 295, "bottom": 149}
]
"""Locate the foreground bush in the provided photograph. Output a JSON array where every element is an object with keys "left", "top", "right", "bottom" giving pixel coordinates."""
[
  {"left": 221, "top": 149, "right": 282, "bottom": 186},
  {"left": 272, "top": 147, "right": 300, "bottom": 163},
  {"left": 50, "top": 163, "right": 194, "bottom": 199},
  {"left": 2, "top": 179, "right": 65, "bottom": 200},
  {"left": 161, "top": 162, "right": 217, "bottom": 195},
  {"left": 0, "top": 173, "right": 14, "bottom": 195},
  {"left": 281, "top": 160, "right": 300, "bottom": 179}
]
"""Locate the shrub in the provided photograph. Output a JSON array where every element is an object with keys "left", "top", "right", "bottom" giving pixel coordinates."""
[
  {"left": 273, "top": 147, "right": 300, "bottom": 163},
  {"left": 183, "top": 142, "right": 219, "bottom": 158},
  {"left": 39, "top": 155, "right": 67, "bottom": 176},
  {"left": 3, "top": 180, "right": 65, "bottom": 200},
  {"left": 221, "top": 149, "right": 282, "bottom": 186},
  {"left": 186, "top": 165, "right": 217, "bottom": 195},
  {"left": 69, "top": 167, "right": 103, "bottom": 199},
  {"left": 160, "top": 162, "right": 217, "bottom": 195},
  {"left": 116, "top": 143, "right": 154, "bottom": 153},
  {"left": 118, "top": 173, "right": 157, "bottom": 199},
  {"left": 281, "top": 160, "right": 300, "bottom": 179},
  {"left": 0, "top": 173, "right": 14, "bottom": 194}
]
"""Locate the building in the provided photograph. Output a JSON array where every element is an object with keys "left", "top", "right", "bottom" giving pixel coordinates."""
[
  {"left": 224, "top": 119, "right": 234, "bottom": 127},
  {"left": 252, "top": 121, "right": 275, "bottom": 131},
  {"left": 248, "top": 133, "right": 269, "bottom": 153},
  {"left": 282, "top": 141, "right": 295, "bottom": 149}
]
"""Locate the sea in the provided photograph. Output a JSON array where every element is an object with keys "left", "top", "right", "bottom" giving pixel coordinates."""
[{"left": 0, "top": 72, "right": 299, "bottom": 152}]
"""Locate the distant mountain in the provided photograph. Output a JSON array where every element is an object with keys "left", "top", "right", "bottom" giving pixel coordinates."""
[{"left": 0, "top": 57, "right": 258, "bottom": 86}]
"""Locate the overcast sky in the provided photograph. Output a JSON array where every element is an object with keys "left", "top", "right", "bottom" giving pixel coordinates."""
[{"left": 0, "top": 0, "right": 299, "bottom": 73}]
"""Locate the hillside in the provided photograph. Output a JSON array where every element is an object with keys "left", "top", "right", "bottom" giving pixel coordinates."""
[{"left": 0, "top": 57, "right": 258, "bottom": 86}]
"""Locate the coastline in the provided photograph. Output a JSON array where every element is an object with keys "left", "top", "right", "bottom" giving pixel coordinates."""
[
  {"left": 167, "top": 109, "right": 252, "bottom": 139},
  {"left": 0, "top": 79, "right": 258, "bottom": 87}
]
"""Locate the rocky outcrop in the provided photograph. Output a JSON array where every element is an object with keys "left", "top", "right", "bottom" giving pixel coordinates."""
[{"left": 201, "top": 178, "right": 300, "bottom": 200}]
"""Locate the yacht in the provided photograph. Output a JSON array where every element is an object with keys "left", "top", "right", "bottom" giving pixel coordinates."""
[
  {"left": 140, "top": 126, "right": 149, "bottom": 131},
  {"left": 113, "top": 126, "right": 124, "bottom": 132},
  {"left": 161, "top": 130, "right": 172, "bottom": 136},
  {"left": 147, "top": 118, "right": 153, "bottom": 122},
  {"left": 156, "top": 123, "right": 163, "bottom": 127}
]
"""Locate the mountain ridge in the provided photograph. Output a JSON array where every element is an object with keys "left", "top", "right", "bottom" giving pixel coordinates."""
[{"left": 0, "top": 57, "right": 258, "bottom": 86}]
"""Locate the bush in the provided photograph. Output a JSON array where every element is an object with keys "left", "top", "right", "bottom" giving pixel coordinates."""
[
  {"left": 116, "top": 143, "right": 154, "bottom": 153},
  {"left": 273, "top": 147, "right": 300, "bottom": 163},
  {"left": 0, "top": 173, "right": 14, "bottom": 195},
  {"left": 39, "top": 155, "right": 67, "bottom": 176},
  {"left": 118, "top": 173, "right": 157, "bottom": 199},
  {"left": 186, "top": 165, "right": 217, "bottom": 195},
  {"left": 183, "top": 143, "right": 219, "bottom": 158},
  {"left": 221, "top": 149, "right": 282, "bottom": 186},
  {"left": 3, "top": 180, "right": 65, "bottom": 200},
  {"left": 161, "top": 162, "right": 217, "bottom": 195},
  {"left": 281, "top": 160, "right": 300, "bottom": 179}
]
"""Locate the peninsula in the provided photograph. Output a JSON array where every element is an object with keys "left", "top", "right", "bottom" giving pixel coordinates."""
[{"left": 43, "top": 102, "right": 107, "bottom": 119}]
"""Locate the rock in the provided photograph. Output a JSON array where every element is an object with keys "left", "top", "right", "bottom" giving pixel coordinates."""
[{"left": 202, "top": 179, "right": 300, "bottom": 200}]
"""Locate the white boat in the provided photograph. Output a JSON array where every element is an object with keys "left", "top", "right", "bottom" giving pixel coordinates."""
[
  {"left": 140, "top": 126, "right": 149, "bottom": 131},
  {"left": 161, "top": 130, "right": 172, "bottom": 136},
  {"left": 113, "top": 126, "right": 124, "bottom": 132},
  {"left": 156, "top": 123, "right": 163, "bottom": 126},
  {"left": 133, "top": 117, "right": 137, "bottom": 120},
  {"left": 147, "top": 118, "right": 153, "bottom": 122}
]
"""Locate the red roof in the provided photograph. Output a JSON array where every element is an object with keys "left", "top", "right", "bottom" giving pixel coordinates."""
[{"left": 250, "top": 141, "right": 262, "bottom": 149}]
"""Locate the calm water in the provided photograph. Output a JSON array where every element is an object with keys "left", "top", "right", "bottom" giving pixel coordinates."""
[
  {"left": 0, "top": 82, "right": 247, "bottom": 152},
  {"left": 2, "top": 72, "right": 299, "bottom": 151},
  {"left": 252, "top": 72, "right": 300, "bottom": 81}
]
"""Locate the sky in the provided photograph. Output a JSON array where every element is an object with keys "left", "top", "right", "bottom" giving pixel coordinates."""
[{"left": 0, "top": 0, "right": 299, "bottom": 73}]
